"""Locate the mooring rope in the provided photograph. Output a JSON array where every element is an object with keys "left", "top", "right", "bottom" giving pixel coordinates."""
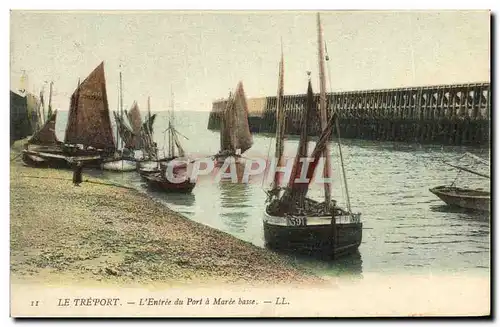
[{"left": 325, "top": 41, "right": 351, "bottom": 212}]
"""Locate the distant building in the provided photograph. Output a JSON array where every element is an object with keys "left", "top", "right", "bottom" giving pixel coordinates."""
[{"left": 10, "top": 90, "right": 34, "bottom": 145}]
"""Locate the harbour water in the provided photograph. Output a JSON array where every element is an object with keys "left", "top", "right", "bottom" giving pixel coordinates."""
[{"left": 55, "top": 110, "right": 491, "bottom": 278}]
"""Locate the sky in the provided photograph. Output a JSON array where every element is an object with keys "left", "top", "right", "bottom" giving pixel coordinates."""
[{"left": 10, "top": 10, "right": 490, "bottom": 112}]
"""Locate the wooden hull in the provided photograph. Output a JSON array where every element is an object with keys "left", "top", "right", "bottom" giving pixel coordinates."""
[
  {"left": 430, "top": 185, "right": 490, "bottom": 212},
  {"left": 139, "top": 159, "right": 187, "bottom": 180},
  {"left": 139, "top": 168, "right": 160, "bottom": 181},
  {"left": 61, "top": 145, "right": 112, "bottom": 158},
  {"left": 144, "top": 174, "right": 196, "bottom": 193},
  {"left": 22, "top": 149, "right": 107, "bottom": 168},
  {"left": 21, "top": 152, "right": 69, "bottom": 169},
  {"left": 263, "top": 210, "right": 363, "bottom": 259}
]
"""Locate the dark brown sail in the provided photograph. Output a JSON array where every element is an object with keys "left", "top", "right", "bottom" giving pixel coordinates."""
[
  {"left": 280, "top": 82, "right": 337, "bottom": 211},
  {"left": 281, "top": 80, "right": 317, "bottom": 208},
  {"left": 232, "top": 82, "right": 253, "bottom": 154},
  {"left": 140, "top": 113, "right": 157, "bottom": 159},
  {"left": 220, "top": 93, "right": 235, "bottom": 152},
  {"left": 28, "top": 110, "right": 61, "bottom": 146},
  {"left": 126, "top": 101, "right": 142, "bottom": 149},
  {"left": 64, "top": 62, "right": 115, "bottom": 150},
  {"left": 297, "top": 111, "right": 337, "bottom": 193}
]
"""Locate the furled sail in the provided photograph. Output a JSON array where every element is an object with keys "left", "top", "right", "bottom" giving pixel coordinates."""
[
  {"left": 283, "top": 80, "right": 317, "bottom": 207},
  {"left": 64, "top": 62, "right": 116, "bottom": 150},
  {"left": 295, "top": 111, "right": 337, "bottom": 197},
  {"left": 28, "top": 110, "right": 61, "bottom": 146},
  {"left": 282, "top": 108, "right": 337, "bottom": 211},
  {"left": 126, "top": 101, "right": 142, "bottom": 149},
  {"left": 113, "top": 111, "right": 136, "bottom": 150},
  {"left": 232, "top": 82, "right": 253, "bottom": 154},
  {"left": 140, "top": 113, "right": 157, "bottom": 159},
  {"left": 38, "top": 89, "right": 46, "bottom": 128}
]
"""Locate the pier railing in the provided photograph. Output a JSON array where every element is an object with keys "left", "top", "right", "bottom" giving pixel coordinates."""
[{"left": 208, "top": 82, "right": 490, "bottom": 146}]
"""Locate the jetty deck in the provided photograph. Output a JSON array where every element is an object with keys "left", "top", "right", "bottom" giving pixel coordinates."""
[{"left": 208, "top": 82, "right": 490, "bottom": 146}]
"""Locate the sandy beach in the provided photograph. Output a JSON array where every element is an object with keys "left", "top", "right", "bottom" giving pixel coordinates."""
[{"left": 10, "top": 142, "right": 323, "bottom": 287}]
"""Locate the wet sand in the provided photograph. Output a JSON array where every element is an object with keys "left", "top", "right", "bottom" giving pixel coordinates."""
[{"left": 10, "top": 143, "right": 323, "bottom": 287}]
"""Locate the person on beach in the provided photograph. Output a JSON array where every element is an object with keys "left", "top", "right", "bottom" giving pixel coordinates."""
[{"left": 73, "top": 161, "right": 83, "bottom": 186}]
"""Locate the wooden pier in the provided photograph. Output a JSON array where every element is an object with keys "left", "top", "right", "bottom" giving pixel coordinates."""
[{"left": 208, "top": 83, "right": 491, "bottom": 146}]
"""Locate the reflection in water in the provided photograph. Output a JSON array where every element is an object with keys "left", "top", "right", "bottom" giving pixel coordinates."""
[
  {"left": 215, "top": 160, "right": 247, "bottom": 183},
  {"left": 286, "top": 250, "right": 363, "bottom": 278},
  {"left": 218, "top": 181, "right": 251, "bottom": 233},
  {"left": 153, "top": 191, "right": 196, "bottom": 207},
  {"left": 429, "top": 204, "right": 490, "bottom": 222}
]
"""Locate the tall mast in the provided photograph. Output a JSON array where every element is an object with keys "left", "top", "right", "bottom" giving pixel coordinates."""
[
  {"left": 220, "top": 93, "right": 228, "bottom": 152},
  {"left": 39, "top": 88, "right": 45, "bottom": 127},
  {"left": 147, "top": 96, "right": 151, "bottom": 120},
  {"left": 48, "top": 81, "right": 53, "bottom": 118},
  {"left": 19, "top": 70, "right": 27, "bottom": 94},
  {"left": 147, "top": 95, "right": 152, "bottom": 143},
  {"left": 230, "top": 91, "right": 237, "bottom": 153},
  {"left": 324, "top": 40, "right": 352, "bottom": 212},
  {"left": 317, "top": 12, "right": 332, "bottom": 211},
  {"left": 273, "top": 39, "right": 285, "bottom": 190},
  {"left": 115, "top": 90, "right": 120, "bottom": 150},
  {"left": 168, "top": 87, "right": 175, "bottom": 158},
  {"left": 171, "top": 87, "right": 175, "bottom": 127},
  {"left": 146, "top": 95, "right": 152, "bottom": 158},
  {"left": 119, "top": 68, "right": 124, "bottom": 150}
]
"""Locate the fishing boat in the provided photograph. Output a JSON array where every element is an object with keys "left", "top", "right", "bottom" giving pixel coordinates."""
[
  {"left": 139, "top": 91, "right": 191, "bottom": 176},
  {"left": 142, "top": 160, "right": 195, "bottom": 193},
  {"left": 22, "top": 63, "right": 116, "bottom": 168},
  {"left": 135, "top": 96, "right": 162, "bottom": 176},
  {"left": 102, "top": 109, "right": 137, "bottom": 171},
  {"left": 63, "top": 63, "right": 116, "bottom": 154},
  {"left": 21, "top": 110, "right": 68, "bottom": 168},
  {"left": 429, "top": 186, "right": 490, "bottom": 212},
  {"left": 214, "top": 82, "right": 253, "bottom": 167},
  {"left": 19, "top": 81, "right": 67, "bottom": 167},
  {"left": 142, "top": 92, "right": 195, "bottom": 193},
  {"left": 430, "top": 153, "right": 490, "bottom": 212},
  {"left": 102, "top": 70, "right": 138, "bottom": 172},
  {"left": 263, "top": 14, "right": 362, "bottom": 259}
]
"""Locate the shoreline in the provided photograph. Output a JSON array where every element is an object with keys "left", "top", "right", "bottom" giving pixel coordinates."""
[{"left": 10, "top": 143, "right": 324, "bottom": 287}]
